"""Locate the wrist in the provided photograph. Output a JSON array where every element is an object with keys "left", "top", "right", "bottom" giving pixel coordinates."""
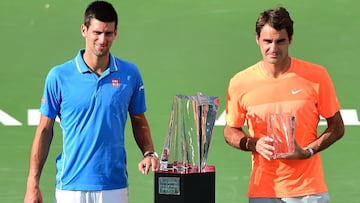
[
  {"left": 304, "top": 147, "right": 314, "bottom": 158},
  {"left": 26, "top": 176, "right": 40, "bottom": 190},
  {"left": 143, "top": 151, "right": 159, "bottom": 159},
  {"left": 239, "top": 137, "right": 257, "bottom": 151}
]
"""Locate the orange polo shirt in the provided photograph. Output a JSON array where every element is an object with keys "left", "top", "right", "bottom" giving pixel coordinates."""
[{"left": 225, "top": 57, "right": 340, "bottom": 198}]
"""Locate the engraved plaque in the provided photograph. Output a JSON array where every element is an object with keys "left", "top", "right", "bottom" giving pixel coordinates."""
[{"left": 158, "top": 177, "right": 180, "bottom": 195}]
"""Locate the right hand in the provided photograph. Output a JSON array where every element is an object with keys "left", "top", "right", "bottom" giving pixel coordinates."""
[
  {"left": 255, "top": 136, "right": 275, "bottom": 160},
  {"left": 138, "top": 155, "right": 160, "bottom": 175},
  {"left": 24, "top": 186, "right": 43, "bottom": 203}
]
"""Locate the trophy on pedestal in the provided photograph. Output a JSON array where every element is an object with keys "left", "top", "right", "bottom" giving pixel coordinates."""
[{"left": 154, "top": 93, "right": 220, "bottom": 203}]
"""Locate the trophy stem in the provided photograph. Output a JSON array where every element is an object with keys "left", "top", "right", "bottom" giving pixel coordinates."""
[{"left": 198, "top": 105, "right": 203, "bottom": 172}]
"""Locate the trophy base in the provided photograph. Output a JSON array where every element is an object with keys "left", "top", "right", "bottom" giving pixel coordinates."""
[{"left": 154, "top": 167, "right": 215, "bottom": 203}]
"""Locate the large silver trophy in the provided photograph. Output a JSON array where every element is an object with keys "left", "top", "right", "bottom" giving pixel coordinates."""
[
  {"left": 160, "top": 92, "right": 220, "bottom": 173},
  {"left": 155, "top": 92, "right": 219, "bottom": 203}
]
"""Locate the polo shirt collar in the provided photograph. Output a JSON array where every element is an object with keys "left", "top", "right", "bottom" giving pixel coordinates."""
[{"left": 75, "top": 49, "right": 119, "bottom": 73}]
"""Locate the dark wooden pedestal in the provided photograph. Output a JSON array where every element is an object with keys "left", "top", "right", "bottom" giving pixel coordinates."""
[{"left": 154, "top": 169, "right": 215, "bottom": 203}]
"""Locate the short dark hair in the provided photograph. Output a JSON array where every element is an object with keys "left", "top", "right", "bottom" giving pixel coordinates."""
[
  {"left": 84, "top": 1, "right": 118, "bottom": 29},
  {"left": 255, "top": 7, "right": 294, "bottom": 41}
]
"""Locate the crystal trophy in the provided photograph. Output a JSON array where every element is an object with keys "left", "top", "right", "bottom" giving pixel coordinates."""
[
  {"left": 155, "top": 93, "right": 219, "bottom": 203},
  {"left": 267, "top": 113, "right": 295, "bottom": 159}
]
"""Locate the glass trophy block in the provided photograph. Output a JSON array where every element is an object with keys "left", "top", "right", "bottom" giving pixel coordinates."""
[
  {"left": 267, "top": 113, "right": 295, "bottom": 159},
  {"left": 159, "top": 93, "right": 220, "bottom": 173}
]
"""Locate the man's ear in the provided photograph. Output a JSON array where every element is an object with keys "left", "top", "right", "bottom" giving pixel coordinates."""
[
  {"left": 81, "top": 24, "right": 87, "bottom": 37},
  {"left": 256, "top": 35, "right": 259, "bottom": 45}
]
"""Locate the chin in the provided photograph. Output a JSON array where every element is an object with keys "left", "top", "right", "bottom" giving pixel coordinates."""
[
  {"left": 94, "top": 50, "right": 109, "bottom": 57},
  {"left": 267, "top": 56, "right": 283, "bottom": 64}
]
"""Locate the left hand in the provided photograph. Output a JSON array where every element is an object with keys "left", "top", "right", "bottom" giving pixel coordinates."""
[
  {"left": 279, "top": 140, "right": 311, "bottom": 160},
  {"left": 138, "top": 156, "right": 160, "bottom": 175}
]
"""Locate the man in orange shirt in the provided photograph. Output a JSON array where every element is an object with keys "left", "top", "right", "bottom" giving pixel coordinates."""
[{"left": 224, "top": 7, "right": 345, "bottom": 203}]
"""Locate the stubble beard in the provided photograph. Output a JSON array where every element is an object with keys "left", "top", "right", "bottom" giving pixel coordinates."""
[{"left": 93, "top": 47, "right": 109, "bottom": 58}]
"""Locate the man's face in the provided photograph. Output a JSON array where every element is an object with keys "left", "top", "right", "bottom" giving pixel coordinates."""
[
  {"left": 81, "top": 18, "right": 117, "bottom": 57},
  {"left": 256, "top": 24, "right": 291, "bottom": 65}
]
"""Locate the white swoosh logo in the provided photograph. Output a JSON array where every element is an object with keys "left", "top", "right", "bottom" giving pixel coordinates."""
[{"left": 291, "top": 89, "right": 303, "bottom": 95}]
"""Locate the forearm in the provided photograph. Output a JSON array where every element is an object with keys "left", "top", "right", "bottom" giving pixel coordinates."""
[
  {"left": 27, "top": 126, "right": 54, "bottom": 187},
  {"left": 224, "top": 125, "right": 258, "bottom": 151},
  {"left": 134, "top": 129, "right": 154, "bottom": 154},
  {"left": 309, "top": 126, "right": 344, "bottom": 154},
  {"left": 308, "top": 111, "right": 345, "bottom": 153},
  {"left": 131, "top": 114, "right": 155, "bottom": 154}
]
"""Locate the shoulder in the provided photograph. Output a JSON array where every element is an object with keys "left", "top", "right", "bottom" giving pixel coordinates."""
[
  {"left": 292, "top": 57, "right": 328, "bottom": 76},
  {"left": 229, "top": 62, "right": 261, "bottom": 85},
  {"left": 113, "top": 57, "right": 139, "bottom": 72},
  {"left": 46, "top": 59, "right": 75, "bottom": 79},
  {"left": 291, "top": 57, "right": 333, "bottom": 85},
  {"left": 226, "top": 62, "right": 262, "bottom": 98}
]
